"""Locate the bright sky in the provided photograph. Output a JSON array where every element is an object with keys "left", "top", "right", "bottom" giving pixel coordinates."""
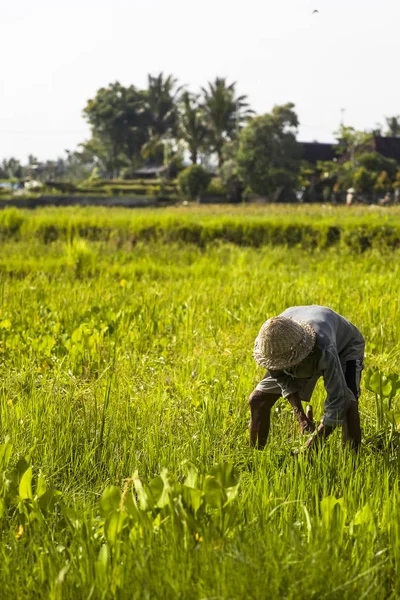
[{"left": 2, "top": 0, "right": 400, "bottom": 162}]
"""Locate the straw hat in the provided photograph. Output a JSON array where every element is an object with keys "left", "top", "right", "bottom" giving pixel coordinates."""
[{"left": 254, "top": 316, "right": 316, "bottom": 370}]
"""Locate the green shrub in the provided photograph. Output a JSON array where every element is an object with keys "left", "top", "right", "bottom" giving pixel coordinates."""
[
  {"left": 202, "top": 178, "right": 227, "bottom": 198},
  {"left": 393, "top": 171, "right": 400, "bottom": 190},
  {"left": 374, "top": 171, "right": 392, "bottom": 192},
  {"left": 358, "top": 152, "right": 397, "bottom": 180},
  {"left": 353, "top": 167, "right": 376, "bottom": 193},
  {"left": 177, "top": 165, "right": 211, "bottom": 200}
]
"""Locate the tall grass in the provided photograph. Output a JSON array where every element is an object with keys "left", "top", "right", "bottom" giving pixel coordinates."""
[
  {"left": 0, "top": 213, "right": 400, "bottom": 598},
  {"left": 1, "top": 204, "right": 400, "bottom": 250}
]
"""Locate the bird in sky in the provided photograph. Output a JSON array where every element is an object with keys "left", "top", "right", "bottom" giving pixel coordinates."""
[{"left": 313, "top": 9, "right": 319, "bottom": 13}]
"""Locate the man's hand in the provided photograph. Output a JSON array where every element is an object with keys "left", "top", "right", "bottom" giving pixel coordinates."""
[
  {"left": 298, "top": 414, "right": 316, "bottom": 434},
  {"left": 304, "top": 422, "right": 336, "bottom": 451},
  {"left": 292, "top": 422, "right": 336, "bottom": 457},
  {"left": 287, "top": 393, "right": 316, "bottom": 434}
]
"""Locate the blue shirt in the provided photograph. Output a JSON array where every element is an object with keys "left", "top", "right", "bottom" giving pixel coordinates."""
[{"left": 268, "top": 305, "right": 365, "bottom": 426}]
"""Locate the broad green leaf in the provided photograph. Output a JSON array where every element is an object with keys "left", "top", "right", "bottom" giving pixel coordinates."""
[
  {"left": 388, "top": 374, "right": 400, "bottom": 399},
  {"left": 354, "top": 503, "right": 373, "bottom": 527},
  {"left": 320, "top": 496, "right": 346, "bottom": 529},
  {"left": 104, "top": 510, "right": 127, "bottom": 546},
  {"left": 0, "top": 442, "right": 12, "bottom": 470},
  {"left": 367, "top": 371, "right": 382, "bottom": 395},
  {"left": 19, "top": 466, "right": 33, "bottom": 500},
  {"left": 97, "top": 544, "right": 109, "bottom": 571},
  {"left": 99, "top": 486, "right": 122, "bottom": 517},
  {"left": 157, "top": 469, "right": 173, "bottom": 508},
  {"left": 16, "top": 457, "right": 29, "bottom": 475},
  {"left": 209, "top": 462, "right": 240, "bottom": 489},
  {"left": 225, "top": 484, "right": 240, "bottom": 504},
  {"left": 384, "top": 410, "right": 400, "bottom": 430},
  {"left": 36, "top": 472, "right": 47, "bottom": 498},
  {"left": 38, "top": 489, "right": 61, "bottom": 514},
  {"left": 381, "top": 377, "right": 392, "bottom": 398},
  {"left": 148, "top": 476, "right": 164, "bottom": 506},
  {"left": 203, "top": 476, "right": 226, "bottom": 509},
  {"left": 123, "top": 490, "right": 139, "bottom": 517},
  {"left": 133, "top": 472, "right": 151, "bottom": 511},
  {"left": 182, "top": 486, "right": 203, "bottom": 514},
  {"left": 63, "top": 507, "right": 82, "bottom": 529},
  {"left": 184, "top": 463, "right": 198, "bottom": 489}
]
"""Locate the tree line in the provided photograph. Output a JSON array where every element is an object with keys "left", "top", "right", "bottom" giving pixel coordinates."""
[{"left": 2, "top": 73, "right": 400, "bottom": 202}]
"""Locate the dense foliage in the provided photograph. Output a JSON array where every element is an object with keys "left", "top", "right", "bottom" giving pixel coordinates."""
[
  {"left": 177, "top": 165, "right": 211, "bottom": 200},
  {"left": 2, "top": 75, "right": 400, "bottom": 204},
  {"left": 237, "top": 103, "right": 301, "bottom": 198}
]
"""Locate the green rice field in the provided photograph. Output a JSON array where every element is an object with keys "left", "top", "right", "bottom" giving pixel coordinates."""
[{"left": 0, "top": 205, "right": 400, "bottom": 599}]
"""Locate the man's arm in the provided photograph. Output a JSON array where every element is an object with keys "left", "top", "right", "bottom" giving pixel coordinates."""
[
  {"left": 320, "top": 347, "right": 353, "bottom": 427},
  {"left": 287, "top": 393, "right": 316, "bottom": 433},
  {"left": 268, "top": 370, "right": 316, "bottom": 434},
  {"left": 300, "top": 348, "right": 351, "bottom": 453}
]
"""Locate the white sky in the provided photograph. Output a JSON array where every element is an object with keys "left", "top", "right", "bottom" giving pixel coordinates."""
[{"left": 1, "top": 0, "right": 400, "bottom": 162}]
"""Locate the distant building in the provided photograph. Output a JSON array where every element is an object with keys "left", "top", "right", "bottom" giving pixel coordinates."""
[
  {"left": 372, "top": 136, "right": 400, "bottom": 163},
  {"left": 299, "top": 141, "right": 339, "bottom": 164},
  {"left": 133, "top": 165, "right": 168, "bottom": 179},
  {"left": 299, "top": 136, "right": 400, "bottom": 165}
]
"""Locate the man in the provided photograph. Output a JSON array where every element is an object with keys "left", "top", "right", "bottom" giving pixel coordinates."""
[{"left": 249, "top": 305, "right": 365, "bottom": 451}]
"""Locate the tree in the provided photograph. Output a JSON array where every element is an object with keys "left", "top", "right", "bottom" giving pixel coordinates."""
[
  {"left": 1, "top": 158, "right": 22, "bottom": 179},
  {"left": 219, "top": 140, "right": 243, "bottom": 202},
  {"left": 374, "top": 171, "right": 392, "bottom": 192},
  {"left": 353, "top": 167, "right": 376, "bottom": 193},
  {"left": 63, "top": 150, "right": 94, "bottom": 182},
  {"left": 141, "top": 73, "right": 181, "bottom": 165},
  {"left": 83, "top": 82, "right": 150, "bottom": 178},
  {"left": 236, "top": 103, "right": 301, "bottom": 198},
  {"left": 177, "top": 165, "right": 211, "bottom": 200},
  {"left": 335, "top": 126, "right": 373, "bottom": 166},
  {"left": 201, "top": 78, "right": 253, "bottom": 167},
  {"left": 145, "top": 73, "right": 180, "bottom": 138},
  {"left": 177, "top": 92, "right": 207, "bottom": 164},
  {"left": 79, "top": 136, "right": 119, "bottom": 179},
  {"left": 385, "top": 116, "right": 400, "bottom": 137},
  {"left": 358, "top": 152, "right": 397, "bottom": 180}
]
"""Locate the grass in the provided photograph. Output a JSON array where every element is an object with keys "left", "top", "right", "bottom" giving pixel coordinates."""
[
  {"left": 0, "top": 205, "right": 400, "bottom": 598},
  {"left": 2, "top": 203, "right": 400, "bottom": 251}
]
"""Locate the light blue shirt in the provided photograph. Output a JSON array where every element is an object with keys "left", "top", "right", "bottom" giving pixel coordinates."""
[{"left": 269, "top": 306, "right": 365, "bottom": 426}]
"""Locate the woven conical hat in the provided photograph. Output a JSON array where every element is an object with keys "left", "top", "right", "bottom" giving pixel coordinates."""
[{"left": 254, "top": 316, "right": 316, "bottom": 370}]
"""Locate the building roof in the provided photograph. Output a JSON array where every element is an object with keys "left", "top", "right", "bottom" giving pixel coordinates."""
[
  {"left": 133, "top": 165, "right": 168, "bottom": 176},
  {"left": 299, "top": 142, "right": 339, "bottom": 164},
  {"left": 299, "top": 136, "right": 400, "bottom": 165},
  {"left": 373, "top": 136, "right": 400, "bottom": 162}
]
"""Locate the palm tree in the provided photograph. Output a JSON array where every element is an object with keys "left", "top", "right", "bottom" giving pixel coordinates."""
[
  {"left": 141, "top": 73, "right": 182, "bottom": 165},
  {"left": 2, "top": 158, "right": 22, "bottom": 179},
  {"left": 385, "top": 116, "right": 400, "bottom": 137},
  {"left": 177, "top": 91, "right": 207, "bottom": 164},
  {"left": 201, "top": 78, "right": 253, "bottom": 166}
]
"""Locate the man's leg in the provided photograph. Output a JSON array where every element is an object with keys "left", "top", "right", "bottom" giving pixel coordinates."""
[
  {"left": 249, "top": 389, "right": 281, "bottom": 448},
  {"left": 342, "top": 359, "right": 363, "bottom": 450}
]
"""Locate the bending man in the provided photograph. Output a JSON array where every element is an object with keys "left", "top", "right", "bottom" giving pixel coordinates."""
[{"left": 249, "top": 305, "right": 365, "bottom": 451}]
